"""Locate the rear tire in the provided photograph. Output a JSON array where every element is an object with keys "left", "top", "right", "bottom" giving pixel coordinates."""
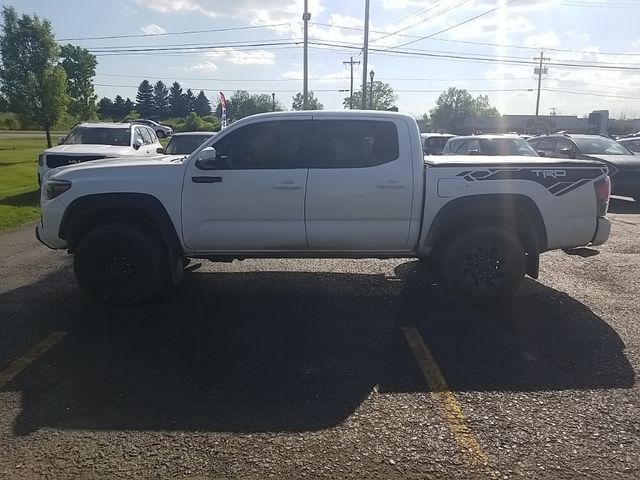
[
  {"left": 74, "top": 223, "right": 165, "bottom": 306},
  {"left": 156, "top": 130, "right": 165, "bottom": 138},
  {"left": 440, "top": 226, "right": 526, "bottom": 304}
]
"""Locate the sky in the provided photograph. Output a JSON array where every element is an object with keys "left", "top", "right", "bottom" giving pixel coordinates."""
[{"left": 7, "top": 0, "right": 640, "bottom": 118}]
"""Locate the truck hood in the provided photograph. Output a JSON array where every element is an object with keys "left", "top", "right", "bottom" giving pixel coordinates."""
[
  {"left": 44, "top": 144, "right": 134, "bottom": 155},
  {"left": 49, "top": 155, "right": 185, "bottom": 179}
]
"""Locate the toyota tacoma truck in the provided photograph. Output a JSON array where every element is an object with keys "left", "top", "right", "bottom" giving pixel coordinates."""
[{"left": 36, "top": 111, "right": 612, "bottom": 305}]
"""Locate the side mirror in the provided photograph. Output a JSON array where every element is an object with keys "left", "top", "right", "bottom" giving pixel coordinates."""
[
  {"left": 537, "top": 150, "right": 546, "bottom": 157},
  {"left": 195, "top": 147, "right": 218, "bottom": 169},
  {"left": 58, "top": 136, "right": 66, "bottom": 145},
  {"left": 133, "top": 140, "right": 142, "bottom": 150},
  {"left": 560, "top": 147, "right": 576, "bottom": 158},
  {"left": 156, "top": 147, "right": 164, "bottom": 154}
]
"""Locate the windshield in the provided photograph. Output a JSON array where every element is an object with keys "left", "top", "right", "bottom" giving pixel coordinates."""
[
  {"left": 165, "top": 135, "right": 213, "bottom": 155},
  {"left": 573, "top": 137, "right": 632, "bottom": 155},
  {"left": 479, "top": 138, "right": 538, "bottom": 156},
  {"left": 64, "top": 126, "right": 131, "bottom": 146}
]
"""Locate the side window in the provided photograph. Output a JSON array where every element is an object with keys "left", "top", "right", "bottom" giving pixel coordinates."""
[
  {"left": 528, "top": 140, "right": 539, "bottom": 149},
  {"left": 465, "top": 139, "right": 480, "bottom": 153},
  {"left": 209, "top": 120, "right": 307, "bottom": 170},
  {"left": 537, "top": 138, "right": 556, "bottom": 151},
  {"left": 555, "top": 138, "right": 574, "bottom": 153},
  {"left": 448, "top": 140, "right": 466, "bottom": 153},
  {"left": 140, "top": 128, "right": 153, "bottom": 145},
  {"left": 133, "top": 128, "right": 145, "bottom": 145},
  {"left": 308, "top": 120, "right": 399, "bottom": 168},
  {"left": 629, "top": 140, "right": 640, "bottom": 152},
  {"left": 146, "top": 127, "right": 158, "bottom": 144}
]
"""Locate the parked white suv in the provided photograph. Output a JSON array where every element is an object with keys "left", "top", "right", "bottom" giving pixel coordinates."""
[{"left": 37, "top": 122, "right": 164, "bottom": 184}]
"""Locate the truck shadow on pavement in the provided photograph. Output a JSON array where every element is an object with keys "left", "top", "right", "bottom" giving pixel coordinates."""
[
  {"left": 608, "top": 197, "right": 640, "bottom": 214},
  {"left": 1, "top": 261, "right": 634, "bottom": 435}
]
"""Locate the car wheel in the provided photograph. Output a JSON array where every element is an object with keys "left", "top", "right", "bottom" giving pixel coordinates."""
[
  {"left": 441, "top": 226, "right": 526, "bottom": 304},
  {"left": 73, "top": 223, "right": 165, "bottom": 306},
  {"left": 156, "top": 130, "right": 165, "bottom": 138}
]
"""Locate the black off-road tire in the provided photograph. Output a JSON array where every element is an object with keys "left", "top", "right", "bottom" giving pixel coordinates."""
[
  {"left": 440, "top": 226, "right": 526, "bottom": 304},
  {"left": 156, "top": 130, "right": 166, "bottom": 138},
  {"left": 73, "top": 223, "right": 165, "bottom": 306}
]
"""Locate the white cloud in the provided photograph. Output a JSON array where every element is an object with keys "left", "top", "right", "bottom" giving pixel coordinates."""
[
  {"left": 524, "top": 32, "right": 560, "bottom": 49},
  {"left": 188, "top": 61, "right": 218, "bottom": 72},
  {"left": 632, "top": 38, "right": 640, "bottom": 48},
  {"left": 204, "top": 48, "right": 276, "bottom": 65},
  {"left": 140, "top": 24, "right": 166, "bottom": 35}
]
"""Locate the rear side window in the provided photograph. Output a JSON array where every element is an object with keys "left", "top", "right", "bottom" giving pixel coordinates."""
[
  {"left": 146, "top": 127, "right": 158, "bottom": 144},
  {"left": 308, "top": 120, "right": 399, "bottom": 168},
  {"left": 536, "top": 138, "right": 557, "bottom": 151},
  {"left": 447, "top": 139, "right": 466, "bottom": 154},
  {"left": 140, "top": 128, "right": 153, "bottom": 144}
]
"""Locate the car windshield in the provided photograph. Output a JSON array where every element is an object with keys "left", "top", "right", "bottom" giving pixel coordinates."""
[
  {"left": 479, "top": 138, "right": 538, "bottom": 156},
  {"left": 165, "top": 135, "right": 213, "bottom": 155},
  {"left": 573, "top": 137, "right": 632, "bottom": 155},
  {"left": 64, "top": 126, "right": 131, "bottom": 146}
]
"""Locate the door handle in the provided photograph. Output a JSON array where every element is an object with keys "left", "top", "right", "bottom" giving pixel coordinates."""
[
  {"left": 273, "top": 181, "right": 303, "bottom": 190},
  {"left": 192, "top": 176, "right": 222, "bottom": 183},
  {"left": 377, "top": 181, "right": 406, "bottom": 189}
]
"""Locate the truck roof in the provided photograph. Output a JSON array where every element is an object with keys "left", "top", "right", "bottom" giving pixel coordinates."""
[
  {"left": 238, "top": 110, "right": 416, "bottom": 122},
  {"left": 76, "top": 122, "right": 134, "bottom": 129}
]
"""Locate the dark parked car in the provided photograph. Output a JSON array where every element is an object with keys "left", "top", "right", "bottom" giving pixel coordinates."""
[
  {"left": 442, "top": 134, "right": 539, "bottom": 156},
  {"left": 125, "top": 118, "right": 173, "bottom": 138},
  {"left": 164, "top": 132, "right": 216, "bottom": 155},
  {"left": 618, "top": 136, "right": 640, "bottom": 154},
  {"left": 420, "top": 133, "right": 455, "bottom": 155},
  {"left": 528, "top": 133, "right": 640, "bottom": 201}
]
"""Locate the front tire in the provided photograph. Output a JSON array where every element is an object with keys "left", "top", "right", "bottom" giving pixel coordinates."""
[
  {"left": 156, "top": 130, "right": 166, "bottom": 138},
  {"left": 74, "top": 223, "right": 165, "bottom": 306},
  {"left": 440, "top": 226, "right": 526, "bottom": 304}
]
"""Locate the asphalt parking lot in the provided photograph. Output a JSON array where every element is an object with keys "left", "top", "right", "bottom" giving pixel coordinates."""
[{"left": 1, "top": 198, "right": 639, "bottom": 479}]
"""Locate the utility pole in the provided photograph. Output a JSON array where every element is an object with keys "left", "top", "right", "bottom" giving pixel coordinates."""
[
  {"left": 361, "top": 0, "right": 370, "bottom": 110},
  {"left": 534, "top": 50, "right": 550, "bottom": 118},
  {"left": 303, "top": 0, "right": 311, "bottom": 110},
  {"left": 369, "top": 70, "right": 375, "bottom": 110},
  {"left": 272, "top": 93, "right": 276, "bottom": 112},
  {"left": 343, "top": 56, "right": 360, "bottom": 109}
]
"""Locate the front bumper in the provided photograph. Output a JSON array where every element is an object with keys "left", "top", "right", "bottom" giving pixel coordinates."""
[
  {"left": 591, "top": 217, "right": 611, "bottom": 246},
  {"left": 35, "top": 197, "right": 68, "bottom": 250}
]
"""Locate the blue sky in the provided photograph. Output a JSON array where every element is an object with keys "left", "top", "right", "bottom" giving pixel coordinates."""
[{"left": 8, "top": 0, "right": 640, "bottom": 118}]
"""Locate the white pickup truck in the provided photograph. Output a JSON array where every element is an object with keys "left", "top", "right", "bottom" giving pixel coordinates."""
[{"left": 36, "top": 111, "right": 612, "bottom": 305}]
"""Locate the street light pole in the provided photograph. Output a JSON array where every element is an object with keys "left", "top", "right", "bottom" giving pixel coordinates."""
[
  {"left": 272, "top": 92, "right": 276, "bottom": 112},
  {"left": 303, "top": 0, "right": 311, "bottom": 110},
  {"left": 361, "top": 0, "right": 370, "bottom": 110},
  {"left": 369, "top": 70, "right": 375, "bottom": 109}
]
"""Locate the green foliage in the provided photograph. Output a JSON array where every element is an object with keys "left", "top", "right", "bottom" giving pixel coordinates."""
[
  {"left": 153, "top": 80, "right": 169, "bottom": 118},
  {"left": 168, "top": 81, "right": 185, "bottom": 117},
  {"left": 0, "top": 112, "right": 19, "bottom": 129},
  {"left": 0, "top": 137, "right": 44, "bottom": 229},
  {"left": 194, "top": 90, "right": 212, "bottom": 116},
  {"left": 173, "top": 112, "right": 220, "bottom": 132},
  {"left": 216, "top": 90, "right": 283, "bottom": 122},
  {"left": 60, "top": 43, "right": 97, "bottom": 121},
  {"left": 135, "top": 79, "right": 154, "bottom": 117},
  {"left": 97, "top": 97, "right": 113, "bottom": 118},
  {"left": 429, "top": 88, "right": 500, "bottom": 133},
  {"left": 292, "top": 91, "right": 323, "bottom": 110},
  {"left": 343, "top": 81, "right": 397, "bottom": 110},
  {"left": 112, "top": 95, "right": 127, "bottom": 120},
  {"left": 183, "top": 88, "right": 196, "bottom": 113},
  {"left": 0, "top": 6, "right": 69, "bottom": 146}
]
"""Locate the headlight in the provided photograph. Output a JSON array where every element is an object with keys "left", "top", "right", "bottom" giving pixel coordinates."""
[{"left": 44, "top": 179, "right": 72, "bottom": 200}]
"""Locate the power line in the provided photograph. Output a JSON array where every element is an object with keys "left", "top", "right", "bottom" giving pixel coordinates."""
[
  {"left": 388, "top": 0, "right": 519, "bottom": 50},
  {"left": 542, "top": 88, "right": 640, "bottom": 100},
  {"left": 56, "top": 23, "right": 292, "bottom": 41}
]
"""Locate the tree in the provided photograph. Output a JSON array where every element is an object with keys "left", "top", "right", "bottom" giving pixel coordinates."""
[
  {"left": 60, "top": 43, "right": 97, "bottom": 121},
  {"left": 112, "top": 94, "right": 127, "bottom": 119},
  {"left": 429, "top": 87, "right": 500, "bottom": 133},
  {"left": 194, "top": 90, "right": 212, "bottom": 116},
  {"left": 97, "top": 97, "right": 114, "bottom": 118},
  {"left": 168, "top": 81, "right": 185, "bottom": 117},
  {"left": 183, "top": 88, "right": 196, "bottom": 114},
  {"left": 0, "top": 93, "right": 7, "bottom": 111},
  {"left": 153, "top": 80, "right": 169, "bottom": 118},
  {"left": 124, "top": 97, "right": 134, "bottom": 114},
  {"left": 135, "top": 79, "right": 154, "bottom": 117},
  {"left": 342, "top": 81, "right": 397, "bottom": 110},
  {"left": 0, "top": 6, "right": 69, "bottom": 147},
  {"left": 217, "top": 90, "right": 284, "bottom": 122},
  {"left": 292, "top": 91, "right": 323, "bottom": 110}
]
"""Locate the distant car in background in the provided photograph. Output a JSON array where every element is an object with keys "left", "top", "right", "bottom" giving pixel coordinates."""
[
  {"left": 38, "top": 122, "right": 163, "bottom": 184},
  {"left": 528, "top": 133, "right": 640, "bottom": 201},
  {"left": 126, "top": 118, "right": 173, "bottom": 138},
  {"left": 617, "top": 136, "right": 640, "bottom": 154},
  {"left": 442, "top": 134, "right": 539, "bottom": 156},
  {"left": 420, "top": 133, "right": 455, "bottom": 155},
  {"left": 164, "top": 132, "right": 216, "bottom": 155}
]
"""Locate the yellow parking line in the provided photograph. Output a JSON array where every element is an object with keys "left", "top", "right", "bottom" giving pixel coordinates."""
[
  {"left": 0, "top": 331, "right": 67, "bottom": 389},
  {"left": 402, "top": 327, "right": 496, "bottom": 478}
]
